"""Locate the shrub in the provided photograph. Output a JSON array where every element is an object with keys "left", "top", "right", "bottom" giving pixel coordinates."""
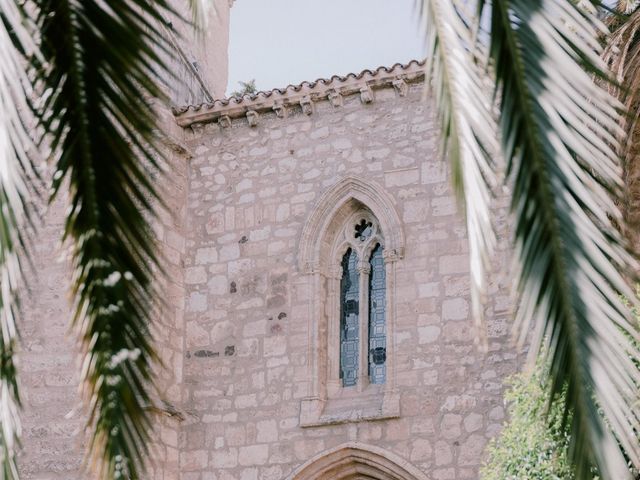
[{"left": 480, "top": 366, "right": 574, "bottom": 480}]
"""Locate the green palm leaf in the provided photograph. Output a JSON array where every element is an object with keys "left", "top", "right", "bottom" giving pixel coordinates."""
[
  {"left": 420, "top": 0, "right": 499, "bottom": 343},
  {"left": 485, "top": 2, "right": 640, "bottom": 477},
  {"left": 30, "top": 0, "right": 174, "bottom": 477},
  {"left": 0, "top": 1, "right": 40, "bottom": 477},
  {"left": 424, "top": 0, "right": 640, "bottom": 478}
]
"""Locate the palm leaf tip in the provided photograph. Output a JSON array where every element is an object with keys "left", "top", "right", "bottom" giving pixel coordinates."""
[
  {"left": 0, "top": 0, "right": 43, "bottom": 476},
  {"left": 31, "top": 0, "right": 174, "bottom": 477},
  {"left": 476, "top": 0, "right": 640, "bottom": 477}
]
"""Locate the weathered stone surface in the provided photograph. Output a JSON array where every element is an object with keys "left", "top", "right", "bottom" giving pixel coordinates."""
[{"left": 22, "top": 61, "right": 519, "bottom": 480}]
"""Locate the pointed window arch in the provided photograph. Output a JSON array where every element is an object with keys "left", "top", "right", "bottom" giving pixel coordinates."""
[{"left": 298, "top": 177, "right": 404, "bottom": 426}]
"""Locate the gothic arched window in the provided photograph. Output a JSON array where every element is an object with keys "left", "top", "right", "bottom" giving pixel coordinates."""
[
  {"left": 337, "top": 215, "right": 387, "bottom": 388},
  {"left": 298, "top": 176, "right": 404, "bottom": 426}
]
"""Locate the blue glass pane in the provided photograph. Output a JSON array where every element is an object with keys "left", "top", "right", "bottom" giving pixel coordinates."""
[
  {"left": 354, "top": 219, "right": 373, "bottom": 242},
  {"left": 368, "top": 244, "right": 386, "bottom": 384},
  {"left": 340, "top": 248, "right": 359, "bottom": 387}
]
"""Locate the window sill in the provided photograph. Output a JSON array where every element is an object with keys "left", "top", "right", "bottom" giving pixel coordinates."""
[{"left": 299, "top": 389, "right": 400, "bottom": 427}]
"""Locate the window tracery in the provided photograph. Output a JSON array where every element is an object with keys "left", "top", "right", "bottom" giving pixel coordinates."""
[
  {"left": 335, "top": 214, "right": 387, "bottom": 388},
  {"left": 297, "top": 176, "right": 404, "bottom": 426}
]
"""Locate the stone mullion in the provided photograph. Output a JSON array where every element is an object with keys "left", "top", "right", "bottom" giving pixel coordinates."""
[
  {"left": 326, "top": 265, "right": 342, "bottom": 396},
  {"left": 383, "top": 251, "right": 398, "bottom": 393},
  {"left": 308, "top": 269, "right": 322, "bottom": 400},
  {"left": 357, "top": 260, "right": 371, "bottom": 391}
]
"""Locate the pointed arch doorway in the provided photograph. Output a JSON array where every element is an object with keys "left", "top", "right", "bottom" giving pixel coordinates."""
[{"left": 286, "top": 443, "right": 430, "bottom": 480}]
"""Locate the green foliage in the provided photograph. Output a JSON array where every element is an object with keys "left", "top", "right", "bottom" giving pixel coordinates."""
[
  {"left": 482, "top": 292, "right": 640, "bottom": 480},
  {"left": 481, "top": 368, "right": 574, "bottom": 480},
  {"left": 230, "top": 79, "right": 257, "bottom": 97}
]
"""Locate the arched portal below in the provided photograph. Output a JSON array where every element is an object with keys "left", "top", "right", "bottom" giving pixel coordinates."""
[{"left": 286, "top": 443, "right": 430, "bottom": 480}]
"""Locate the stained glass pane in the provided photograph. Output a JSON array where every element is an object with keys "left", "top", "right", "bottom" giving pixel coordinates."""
[
  {"left": 368, "top": 243, "right": 386, "bottom": 384},
  {"left": 354, "top": 219, "right": 373, "bottom": 242},
  {"left": 340, "top": 248, "right": 359, "bottom": 387}
]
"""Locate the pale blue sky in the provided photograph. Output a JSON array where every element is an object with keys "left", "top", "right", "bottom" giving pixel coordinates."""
[{"left": 226, "top": 0, "right": 425, "bottom": 95}]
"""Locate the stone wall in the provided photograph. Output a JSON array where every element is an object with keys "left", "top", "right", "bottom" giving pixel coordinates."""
[
  {"left": 175, "top": 68, "right": 519, "bottom": 480},
  {"left": 165, "top": 0, "right": 232, "bottom": 103},
  {"left": 18, "top": 192, "right": 83, "bottom": 479},
  {"left": 16, "top": 61, "right": 520, "bottom": 479}
]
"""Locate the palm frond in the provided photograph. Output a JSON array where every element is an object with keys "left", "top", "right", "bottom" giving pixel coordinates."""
[
  {"left": 420, "top": 0, "right": 499, "bottom": 345},
  {"left": 603, "top": 7, "right": 640, "bottom": 247},
  {"left": 0, "top": 0, "right": 40, "bottom": 477},
  {"left": 479, "top": 1, "right": 640, "bottom": 478},
  {"left": 31, "top": 0, "right": 173, "bottom": 477}
]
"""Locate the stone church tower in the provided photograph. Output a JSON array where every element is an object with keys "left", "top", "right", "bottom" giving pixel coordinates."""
[{"left": 18, "top": 3, "right": 519, "bottom": 479}]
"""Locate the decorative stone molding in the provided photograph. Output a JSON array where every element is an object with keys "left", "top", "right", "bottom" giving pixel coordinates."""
[
  {"left": 191, "top": 122, "right": 205, "bottom": 135},
  {"left": 298, "top": 176, "right": 405, "bottom": 270},
  {"left": 300, "top": 95, "right": 314, "bottom": 115},
  {"left": 297, "top": 176, "right": 404, "bottom": 428},
  {"left": 272, "top": 102, "right": 287, "bottom": 118},
  {"left": 327, "top": 90, "right": 343, "bottom": 107},
  {"left": 173, "top": 60, "right": 426, "bottom": 128},
  {"left": 286, "top": 442, "right": 431, "bottom": 480},
  {"left": 359, "top": 85, "right": 374, "bottom": 104},
  {"left": 392, "top": 77, "right": 408, "bottom": 97},
  {"left": 299, "top": 388, "right": 400, "bottom": 427},
  {"left": 383, "top": 248, "right": 402, "bottom": 263},
  {"left": 218, "top": 115, "right": 231, "bottom": 128},
  {"left": 246, "top": 110, "right": 259, "bottom": 126}
]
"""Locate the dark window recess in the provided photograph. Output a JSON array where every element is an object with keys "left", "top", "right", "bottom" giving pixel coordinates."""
[
  {"left": 368, "top": 243, "right": 386, "bottom": 384},
  {"left": 340, "top": 248, "right": 360, "bottom": 387},
  {"left": 354, "top": 219, "right": 373, "bottom": 242}
]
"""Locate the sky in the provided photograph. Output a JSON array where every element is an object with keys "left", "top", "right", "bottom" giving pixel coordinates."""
[{"left": 226, "top": 0, "right": 425, "bottom": 96}]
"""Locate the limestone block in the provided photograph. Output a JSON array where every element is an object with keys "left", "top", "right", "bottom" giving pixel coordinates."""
[
  {"left": 464, "top": 412, "right": 483, "bottom": 433},
  {"left": 195, "top": 246, "right": 219, "bottom": 264},
  {"left": 238, "top": 444, "right": 269, "bottom": 466},
  {"left": 458, "top": 434, "right": 486, "bottom": 466},
  {"left": 185, "top": 266, "right": 207, "bottom": 284},
  {"left": 418, "top": 326, "right": 441, "bottom": 344},
  {"left": 440, "top": 414, "right": 462, "bottom": 440},
  {"left": 432, "top": 197, "right": 457, "bottom": 216},
  {"left": 410, "top": 438, "right": 432, "bottom": 461},
  {"left": 434, "top": 440, "right": 452, "bottom": 466},
  {"left": 210, "top": 448, "right": 238, "bottom": 469},
  {"left": 181, "top": 450, "right": 208, "bottom": 471},
  {"left": 187, "top": 292, "right": 207, "bottom": 313},
  {"left": 442, "top": 298, "right": 469, "bottom": 321},
  {"left": 256, "top": 419, "right": 278, "bottom": 443},
  {"left": 439, "top": 254, "right": 469, "bottom": 274},
  {"left": 385, "top": 168, "right": 420, "bottom": 187}
]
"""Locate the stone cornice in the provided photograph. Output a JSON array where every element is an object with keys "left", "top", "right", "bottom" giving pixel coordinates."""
[{"left": 172, "top": 59, "right": 425, "bottom": 128}]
